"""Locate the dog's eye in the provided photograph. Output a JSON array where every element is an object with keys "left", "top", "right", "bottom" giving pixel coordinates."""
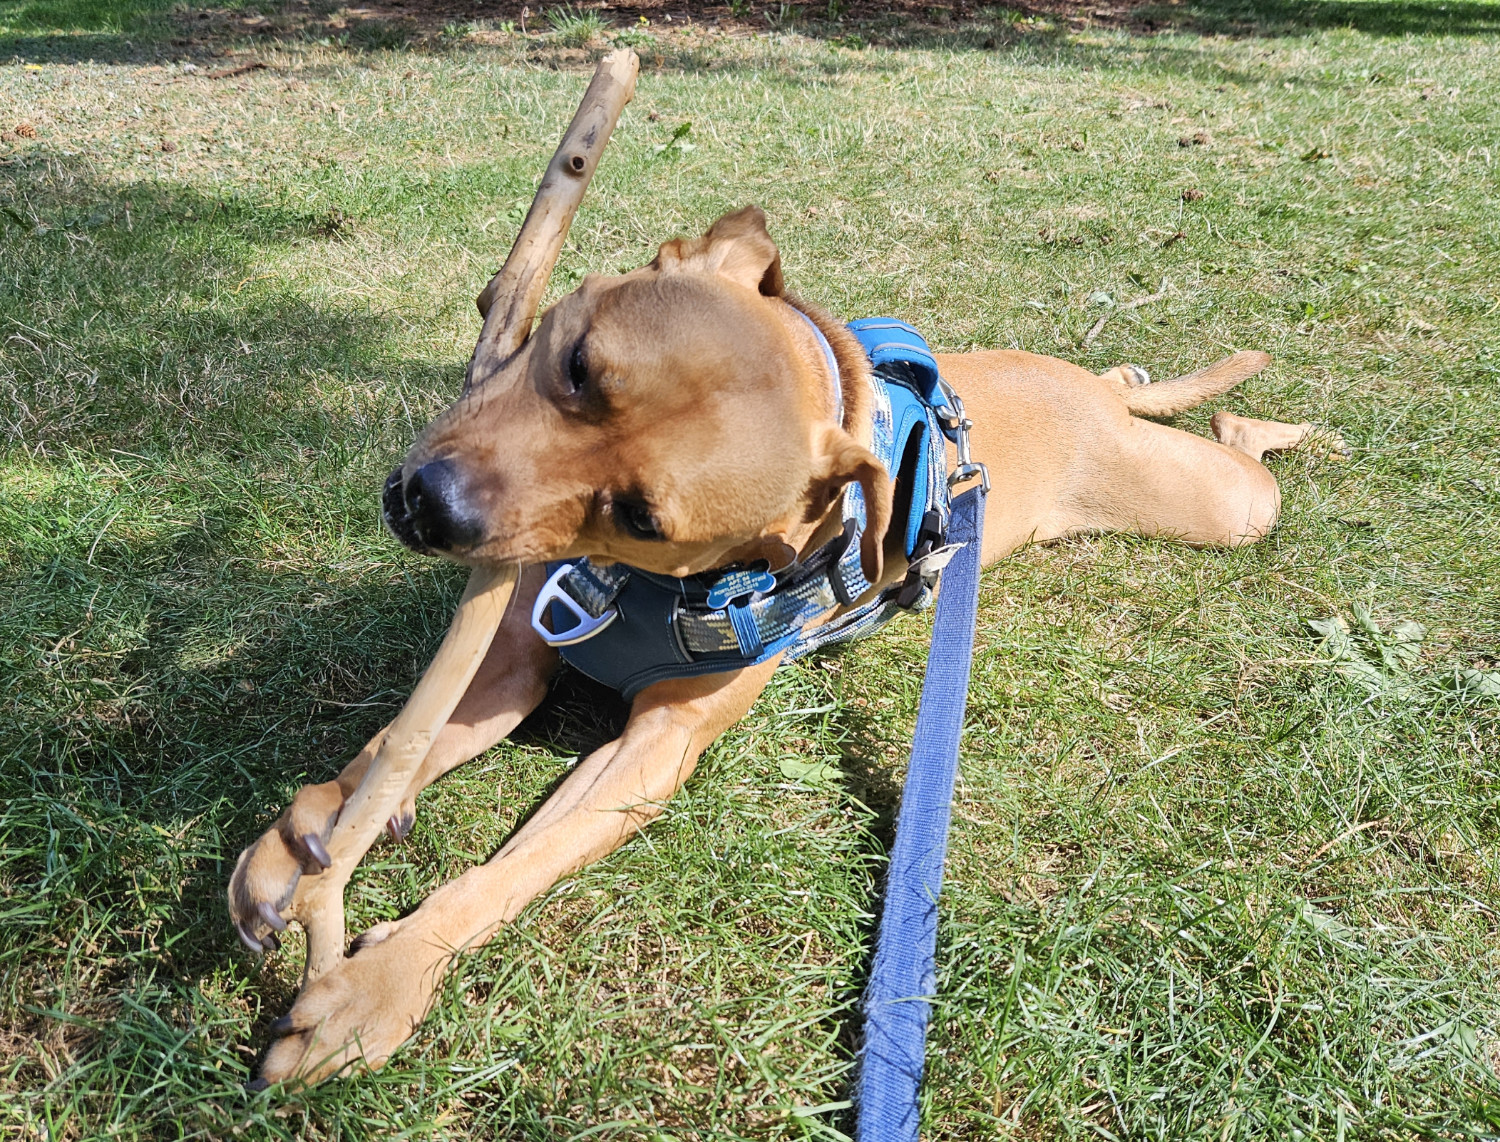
[
  {"left": 613, "top": 499, "right": 662, "bottom": 541},
  {"left": 566, "top": 339, "right": 589, "bottom": 396}
]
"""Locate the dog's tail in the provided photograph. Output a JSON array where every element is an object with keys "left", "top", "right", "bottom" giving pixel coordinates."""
[{"left": 1122, "top": 351, "right": 1271, "bottom": 417}]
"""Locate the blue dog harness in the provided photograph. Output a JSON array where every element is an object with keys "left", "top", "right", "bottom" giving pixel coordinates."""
[{"left": 530, "top": 316, "right": 973, "bottom": 700}]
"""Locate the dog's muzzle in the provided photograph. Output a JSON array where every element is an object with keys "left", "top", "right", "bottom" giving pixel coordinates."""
[{"left": 383, "top": 461, "right": 484, "bottom": 555}]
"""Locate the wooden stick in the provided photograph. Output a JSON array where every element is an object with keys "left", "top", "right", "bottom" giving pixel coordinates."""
[
  {"left": 1083, "top": 278, "right": 1171, "bottom": 347},
  {"left": 471, "top": 49, "right": 640, "bottom": 380},
  {"left": 292, "top": 50, "right": 639, "bottom": 983},
  {"left": 293, "top": 563, "right": 517, "bottom": 981}
]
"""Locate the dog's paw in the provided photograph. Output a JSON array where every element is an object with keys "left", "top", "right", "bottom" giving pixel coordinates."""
[
  {"left": 1299, "top": 424, "right": 1352, "bottom": 460},
  {"left": 228, "top": 781, "right": 344, "bottom": 954},
  {"left": 255, "top": 920, "right": 442, "bottom": 1085},
  {"left": 1098, "top": 363, "right": 1151, "bottom": 388}
]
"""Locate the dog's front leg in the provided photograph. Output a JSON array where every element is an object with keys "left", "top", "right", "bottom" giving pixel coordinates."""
[
  {"left": 229, "top": 567, "right": 554, "bottom": 954},
  {"left": 254, "top": 658, "right": 779, "bottom": 1086}
]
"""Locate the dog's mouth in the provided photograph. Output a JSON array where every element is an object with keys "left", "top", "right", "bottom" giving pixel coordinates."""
[{"left": 382, "top": 466, "right": 432, "bottom": 555}]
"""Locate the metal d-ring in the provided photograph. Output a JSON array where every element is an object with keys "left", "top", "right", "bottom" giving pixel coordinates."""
[{"left": 530, "top": 563, "right": 619, "bottom": 647}]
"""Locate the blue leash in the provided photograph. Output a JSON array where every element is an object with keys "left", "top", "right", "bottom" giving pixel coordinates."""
[{"left": 856, "top": 483, "right": 987, "bottom": 1140}]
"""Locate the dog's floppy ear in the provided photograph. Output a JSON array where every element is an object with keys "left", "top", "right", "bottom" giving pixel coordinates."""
[
  {"left": 652, "top": 205, "right": 784, "bottom": 296},
  {"left": 809, "top": 423, "right": 893, "bottom": 585}
]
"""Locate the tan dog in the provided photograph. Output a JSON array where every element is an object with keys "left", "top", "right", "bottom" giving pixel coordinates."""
[{"left": 231, "top": 206, "right": 1338, "bottom": 1085}]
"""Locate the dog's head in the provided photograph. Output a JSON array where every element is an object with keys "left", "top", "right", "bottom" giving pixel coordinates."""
[{"left": 384, "top": 207, "right": 892, "bottom": 582}]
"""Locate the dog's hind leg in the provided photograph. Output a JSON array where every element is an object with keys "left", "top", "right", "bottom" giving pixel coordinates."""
[
  {"left": 228, "top": 566, "right": 556, "bottom": 955},
  {"left": 1079, "top": 416, "right": 1287, "bottom": 548},
  {"left": 255, "top": 658, "right": 778, "bottom": 1085},
  {"left": 1072, "top": 408, "right": 1349, "bottom": 550},
  {"left": 1211, "top": 411, "right": 1350, "bottom": 463}
]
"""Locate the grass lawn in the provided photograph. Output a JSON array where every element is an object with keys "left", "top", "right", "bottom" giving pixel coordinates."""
[{"left": 3, "top": 0, "right": 1499, "bottom": 1137}]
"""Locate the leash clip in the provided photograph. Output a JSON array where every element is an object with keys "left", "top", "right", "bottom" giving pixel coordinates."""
[
  {"left": 935, "top": 377, "right": 990, "bottom": 494},
  {"left": 531, "top": 563, "right": 619, "bottom": 647}
]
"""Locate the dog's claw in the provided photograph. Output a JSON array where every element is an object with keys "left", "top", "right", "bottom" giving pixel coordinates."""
[
  {"left": 269, "top": 1014, "right": 295, "bottom": 1037},
  {"left": 302, "top": 833, "right": 332, "bottom": 870},
  {"left": 386, "top": 809, "right": 415, "bottom": 842},
  {"left": 258, "top": 902, "right": 288, "bottom": 933},
  {"left": 245, "top": 1077, "right": 270, "bottom": 1093},
  {"left": 236, "top": 922, "right": 264, "bottom": 956}
]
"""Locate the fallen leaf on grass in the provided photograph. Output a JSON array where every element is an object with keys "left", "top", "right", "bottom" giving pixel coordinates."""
[
  {"left": 1308, "top": 607, "right": 1422, "bottom": 697},
  {"left": 1300, "top": 901, "right": 1362, "bottom": 947},
  {"left": 779, "top": 757, "right": 841, "bottom": 789},
  {"left": 1450, "top": 668, "right": 1500, "bottom": 699}
]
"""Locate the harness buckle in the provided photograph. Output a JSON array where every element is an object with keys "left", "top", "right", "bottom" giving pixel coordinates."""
[
  {"left": 935, "top": 378, "right": 990, "bottom": 495},
  {"left": 530, "top": 563, "right": 619, "bottom": 647},
  {"left": 895, "top": 509, "right": 947, "bottom": 609}
]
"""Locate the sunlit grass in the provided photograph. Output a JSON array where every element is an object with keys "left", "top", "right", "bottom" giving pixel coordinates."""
[{"left": 2, "top": 4, "right": 1498, "bottom": 1138}]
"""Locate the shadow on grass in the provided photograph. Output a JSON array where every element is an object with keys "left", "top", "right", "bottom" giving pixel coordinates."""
[
  {"left": 1, "top": 0, "right": 206, "bottom": 64},
  {"left": 1141, "top": 0, "right": 1500, "bottom": 36},
  {"left": 0, "top": 0, "right": 422, "bottom": 65},
  {"left": 5, "top": 0, "right": 1496, "bottom": 68},
  {"left": 0, "top": 152, "right": 621, "bottom": 1122}
]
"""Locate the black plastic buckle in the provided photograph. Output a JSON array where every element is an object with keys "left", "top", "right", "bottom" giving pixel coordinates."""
[{"left": 896, "top": 509, "right": 947, "bottom": 609}]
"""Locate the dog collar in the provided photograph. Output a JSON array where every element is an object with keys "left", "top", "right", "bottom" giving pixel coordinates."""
[{"left": 532, "top": 318, "right": 956, "bottom": 700}]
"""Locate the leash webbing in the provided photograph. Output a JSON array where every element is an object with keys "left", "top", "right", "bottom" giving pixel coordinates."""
[{"left": 855, "top": 483, "right": 987, "bottom": 1141}]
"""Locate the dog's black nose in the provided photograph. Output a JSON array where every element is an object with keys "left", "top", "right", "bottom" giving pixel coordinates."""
[
  {"left": 383, "top": 466, "right": 425, "bottom": 552},
  {"left": 402, "top": 459, "right": 484, "bottom": 551}
]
